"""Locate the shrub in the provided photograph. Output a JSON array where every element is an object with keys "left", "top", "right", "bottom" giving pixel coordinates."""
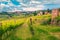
[
  {"left": 55, "top": 16, "right": 60, "bottom": 22},
  {"left": 41, "top": 18, "right": 51, "bottom": 25},
  {"left": 47, "top": 35, "right": 59, "bottom": 40},
  {"left": 51, "top": 28, "right": 60, "bottom": 32},
  {"left": 33, "top": 11, "right": 37, "bottom": 16}
]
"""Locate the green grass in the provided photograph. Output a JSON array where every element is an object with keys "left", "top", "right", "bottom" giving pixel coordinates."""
[
  {"left": 50, "top": 28, "right": 60, "bottom": 32},
  {"left": 1, "top": 14, "right": 60, "bottom": 40},
  {"left": 47, "top": 35, "right": 60, "bottom": 40}
]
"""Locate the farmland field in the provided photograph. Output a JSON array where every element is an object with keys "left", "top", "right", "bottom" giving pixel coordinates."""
[{"left": 0, "top": 14, "right": 60, "bottom": 40}]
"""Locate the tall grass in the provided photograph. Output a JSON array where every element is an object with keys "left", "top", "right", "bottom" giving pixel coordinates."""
[
  {"left": 0, "top": 18, "right": 25, "bottom": 40},
  {"left": 0, "top": 14, "right": 60, "bottom": 40}
]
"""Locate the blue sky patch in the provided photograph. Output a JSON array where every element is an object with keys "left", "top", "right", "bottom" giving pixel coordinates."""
[
  {"left": 0, "top": 0, "right": 60, "bottom": 12},
  {"left": 10, "top": 0, "right": 20, "bottom": 5}
]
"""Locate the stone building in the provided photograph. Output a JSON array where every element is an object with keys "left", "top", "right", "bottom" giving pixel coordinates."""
[
  {"left": 45, "top": 11, "right": 49, "bottom": 15},
  {"left": 51, "top": 9, "right": 59, "bottom": 24},
  {"left": 37, "top": 11, "right": 43, "bottom": 16},
  {"left": 52, "top": 9, "right": 59, "bottom": 19}
]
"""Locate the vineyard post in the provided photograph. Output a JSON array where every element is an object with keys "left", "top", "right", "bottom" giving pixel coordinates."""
[
  {"left": 30, "top": 17, "right": 32, "bottom": 25},
  {"left": 30, "top": 17, "right": 34, "bottom": 35}
]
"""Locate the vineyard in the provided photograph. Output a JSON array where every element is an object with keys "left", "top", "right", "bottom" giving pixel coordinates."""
[{"left": 0, "top": 14, "right": 60, "bottom": 40}]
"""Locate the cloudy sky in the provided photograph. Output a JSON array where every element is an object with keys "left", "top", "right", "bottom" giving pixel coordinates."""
[{"left": 0, "top": 0, "right": 60, "bottom": 12}]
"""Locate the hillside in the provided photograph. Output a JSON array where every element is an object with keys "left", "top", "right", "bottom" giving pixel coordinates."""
[{"left": 1, "top": 14, "right": 60, "bottom": 40}]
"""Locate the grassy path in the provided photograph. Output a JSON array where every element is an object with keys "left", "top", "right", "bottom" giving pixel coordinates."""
[
  {"left": 6, "top": 18, "right": 31, "bottom": 40},
  {"left": 6, "top": 15, "right": 60, "bottom": 40}
]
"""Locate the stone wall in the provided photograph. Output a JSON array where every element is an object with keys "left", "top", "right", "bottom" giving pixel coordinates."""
[{"left": 51, "top": 9, "right": 59, "bottom": 24}]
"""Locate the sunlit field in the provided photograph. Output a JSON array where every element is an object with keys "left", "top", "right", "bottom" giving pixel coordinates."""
[
  {"left": 0, "top": 13, "right": 60, "bottom": 40},
  {"left": 1, "top": 0, "right": 60, "bottom": 40}
]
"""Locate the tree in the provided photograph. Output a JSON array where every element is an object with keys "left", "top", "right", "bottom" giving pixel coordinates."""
[
  {"left": 33, "top": 11, "right": 37, "bottom": 16},
  {"left": 47, "top": 9, "right": 50, "bottom": 12}
]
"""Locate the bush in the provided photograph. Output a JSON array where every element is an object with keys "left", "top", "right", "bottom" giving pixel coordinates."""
[
  {"left": 47, "top": 35, "right": 59, "bottom": 40},
  {"left": 55, "top": 16, "right": 60, "bottom": 22},
  {"left": 51, "top": 28, "right": 60, "bottom": 32},
  {"left": 33, "top": 11, "right": 37, "bottom": 16},
  {"left": 41, "top": 18, "right": 51, "bottom": 25},
  {"left": 36, "top": 28, "right": 49, "bottom": 35},
  {"left": 53, "top": 16, "right": 60, "bottom": 25}
]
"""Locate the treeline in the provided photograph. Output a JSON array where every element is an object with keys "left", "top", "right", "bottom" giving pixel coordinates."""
[{"left": 32, "top": 9, "right": 51, "bottom": 16}]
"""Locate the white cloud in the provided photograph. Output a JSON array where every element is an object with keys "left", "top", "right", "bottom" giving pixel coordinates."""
[
  {"left": 42, "top": 1, "right": 53, "bottom": 4},
  {"left": 23, "top": 5, "right": 45, "bottom": 11},
  {"left": 7, "top": 8, "right": 22, "bottom": 12},
  {"left": 0, "top": 4, "right": 9, "bottom": 9},
  {"left": 7, "top": 2, "right": 15, "bottom": 6},
  {"left": 53, "top": 0, "right": 60, "bottom": 4},
  {"left": 30, "top": 1, "right": 41, "bottom": 4},
  {"left": 0, "top": 4, "right": 9, "bottom": 12},
  {"left": 0, "top": 0, "right": 60, "bottom": 12},
  {"left": 0, "top": 0, "right": 15, "bottom": 6},
  {"left": 23, "top": 7, "right": 42, "bottom": 11},
  {"left": 20, "top": 3, "right": 27, "bottom": 6},
  {"left": 1, "top": 0, "right": 7, "bottom": 1},
  {"left": 36, "top": 5, "right": 44, "bottom": 8},
  {"left": 43, "top": 0, "right": 60, "bottom": 4}
]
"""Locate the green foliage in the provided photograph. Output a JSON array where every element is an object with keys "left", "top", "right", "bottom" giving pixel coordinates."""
[
  {"left": 36, "top": 28, "right": 49, "bottom": 35},
  {"left": 1, "top": 14, "right": 60, "bottom": 40},
  {"left": 0, "top": 27, "right": 4, "bottom": 35},
  {"left": 47, "top": 35, "right": 59, "bottom": 40},
  {"left": 55, "top": 16, "right": 60, "bottom": 21},
  {"left": 41, "top": 18, "right": 51, "bottom": 25},
  {"left": 33, "top": 11, "right": 37, "bottom": 16},
  {"left": 9, "top": 35, "right": 22, "bottom": 40},
  {"left": 51, "top": 28, "right": 60, "bottom": 32},
  {"left": 26, "top": 37, "right": 39, "bottom": 40}
]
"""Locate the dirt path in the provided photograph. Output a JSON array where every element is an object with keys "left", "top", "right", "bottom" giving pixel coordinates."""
[
  {"left": 5, "top": 17, "right": 60, "bottom": 40},
  {"left": 6, "top": 18, "right": 32, "bottom": 40},
  {"left": 14, "top": 18, "right": 32, "bottom": 40},
  {"left": 50, "top": 32, "right": 60, "bottom": 39}
]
